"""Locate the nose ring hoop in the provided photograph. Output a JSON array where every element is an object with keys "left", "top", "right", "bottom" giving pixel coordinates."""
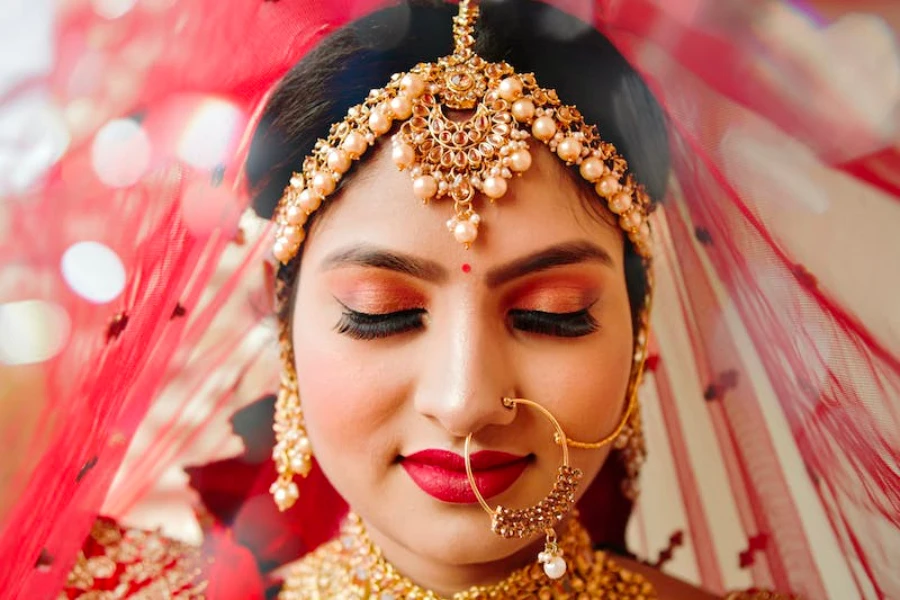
[{"left": 463, "top": 397, "right": 583, "bottom": 539}]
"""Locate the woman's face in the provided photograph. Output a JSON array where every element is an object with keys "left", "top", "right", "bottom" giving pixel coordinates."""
[{"left": 291, "top": 142, "right": 634, "bottom": 568}]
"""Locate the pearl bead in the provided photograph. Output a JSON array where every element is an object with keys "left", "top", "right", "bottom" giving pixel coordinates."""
[
  {"left": 400, "top": 73, "right": 426, "bottom": 98},
  {"left": 270, "top": 480, "right": 299, "bottom": 509},
  {"left": 412, "top": 175, "right": 438, "bottom": 200},
  {"left": 498, "top": 76, "right": 523, "bottom": 101},
  {"left": 368, "top": 107, "right": 392, "bottom": 135},
  {"left": 543, "top": 556, "right": 567, "bottom": 580},
  {"left": 342, "top": 131, "right": 368, "bottom": 157},
  {"left": 289, "top": 174, "right": 304, "bottom": 189},
  {"left": 289, "top": 456, "right": 309, "bottom": 473},
  {"left": 392, "top": 142, "right": 416, "bottom": 169},
  {"left": 511, "top": 98, "right": 535, "bottom": 122},
  {"left": 579, "top": 157, "right": 604, "bottom": 181},
  {"left": 609, "top": 192, "right": 632, "bottom": 215},
  {"left": 508, "top": 148, "right": 532, "bottom": 172},
  {"left": 557, "top": 137, "right": 582, "bottom": 163},
  {"left": 621, "top": 210, "right": 642, "bottom": 229},
  {"left": 273, "top": 240, "right": 292, "bottom": 263},
  {"left": 482, "top": 175, "right": 507, "bottom": 199},
  {"left": 298, "top": 189, "right": 322, "bottom": 212},
  {"left": 326, "top": 148, "right": 351, "bottom": 174},
  {"left": 311, "top": 171, "right": 335, "bottom": 196},
  {"left": 532, "top": 116, "right": 557, "bottom": 141},
  {"left": 389, "top": 94, "right": 413, "bottom": 120},
  {"left": 285, "top": 205, "right": 307, "bottom": 226},
  {"left": 453, "top": 220, "right": 478, "bottom": 245},
  {"left": 595, "top": 175, "right": 619, "bottom": 197},
  {"left": 297, "top": 436, "right": 312, "bottom": 454},
  {"left": 283, "top": 226, "right": 304, "bottom": 244}
]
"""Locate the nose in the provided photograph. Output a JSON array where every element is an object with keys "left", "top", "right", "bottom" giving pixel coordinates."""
[{"left": 413, "top": 308, "right": 517, "bottom": 437}]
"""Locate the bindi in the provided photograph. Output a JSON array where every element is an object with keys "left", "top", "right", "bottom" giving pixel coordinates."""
[{"left": 461, "top": 263, "right": 472, "bottom": 274}]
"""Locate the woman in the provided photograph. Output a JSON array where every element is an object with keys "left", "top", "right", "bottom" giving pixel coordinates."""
[{"left": 3, "top": 1, "right": 897, "bottom": 599}]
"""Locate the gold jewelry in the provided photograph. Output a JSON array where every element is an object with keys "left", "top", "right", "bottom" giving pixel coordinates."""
[
  {"left": 269, "top": 324, "right": 313, "bottom": 511},
  {"left": 464, "top": 397, "right": 583, "bottom": 580},
  {"left": 615, "top": 406, "right": 647, "bottom": 501},
  {"left": 272, "top": 0, "right": 652, "bottom": 263},
  {"left": 278, "top": 513, "right": 659, "bottom": 599}
]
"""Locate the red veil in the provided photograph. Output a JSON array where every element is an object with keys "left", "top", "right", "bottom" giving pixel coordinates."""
[{"left": 0, "top": 1, "right": 897, "bottom": 598}]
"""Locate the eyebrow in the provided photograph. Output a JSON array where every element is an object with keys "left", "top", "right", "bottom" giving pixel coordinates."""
[
  {"left": 485, "top": 240, "right": 615, "bottom": 287},
  {"left": 320, "top": 244, "right": 448, "bottom": 282},
  {"left": 321, "top": 240, "right": 614, "bottom": 287}
]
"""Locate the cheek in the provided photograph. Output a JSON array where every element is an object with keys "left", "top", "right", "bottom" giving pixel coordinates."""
[
  {"left": 290, "top": 311, "right": 406, "bottom": 478},
  {"left": 541, "top": 305, "right": 634, "bottom": 443}
]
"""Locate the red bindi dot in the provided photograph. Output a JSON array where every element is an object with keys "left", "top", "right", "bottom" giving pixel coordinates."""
[{"left": 461, "top": 263, "right": 472, "bottom": 274}]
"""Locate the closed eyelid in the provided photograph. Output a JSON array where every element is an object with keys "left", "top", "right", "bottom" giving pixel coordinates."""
[
  {"left": 336, "top": 288, "right": 424, "bottom": 312},
  {"left": 512, "top": 290, "right": 595, "bottom": 313},
  {"left": 504, "top": 276, "right": 600, "bottom": 312}
]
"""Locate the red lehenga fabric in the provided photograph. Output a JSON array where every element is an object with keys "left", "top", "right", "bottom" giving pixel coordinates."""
[{"left": 0, "top": 1, "right": 897, "bottom": 599}]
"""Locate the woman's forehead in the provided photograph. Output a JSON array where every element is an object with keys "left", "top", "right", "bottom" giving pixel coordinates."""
[{"left": 301, "top": 142, "right": 625, "bottom": 268}]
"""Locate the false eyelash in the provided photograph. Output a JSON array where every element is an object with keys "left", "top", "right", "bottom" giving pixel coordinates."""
[
  {"left": 509, "top": 308, "right": 599, "bottom": 338},
  {"left": 335, "top": 308, "right": 426, "bottom": 340}
]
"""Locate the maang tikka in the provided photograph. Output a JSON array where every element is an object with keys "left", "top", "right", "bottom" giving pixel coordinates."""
[
  {"left": 271, "top": 0, "right": 652, "bottom": 262},
  {"left": 269, "top": 0, "right": 655, "bottom": 576}
]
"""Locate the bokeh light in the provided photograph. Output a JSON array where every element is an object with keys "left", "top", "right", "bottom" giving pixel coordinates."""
[
  {"left": 91, "top": 0, "right": 138, "bottom": 20},
  {"left": 0, "top": 300, "right": 70, "bottom": 365},
  {"left": 0, "top": 96, "right": 70, "bottom": 196},
  {"left": 90, "top": 118, "right": 151, "bottom": 187},
  {"left": 61, "top": 241, "right": 126, "bottom": 303},
  {"left": 176, "top": 97, "right": 244, "bottom": 170}
]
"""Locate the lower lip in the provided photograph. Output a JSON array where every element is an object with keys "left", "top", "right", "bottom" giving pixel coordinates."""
[{"left": 401, "top": 458, "right": 529, "bottom": 504}]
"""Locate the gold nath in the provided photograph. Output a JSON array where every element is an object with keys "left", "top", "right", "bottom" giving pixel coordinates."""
[
  {"left": 272, "top": 0, "right": 653, "bottom": 262},
  {"left": 465, "top": 397, "right": 583, "bottom": 580}
]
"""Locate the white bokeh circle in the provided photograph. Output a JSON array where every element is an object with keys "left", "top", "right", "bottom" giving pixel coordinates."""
[
  {"left": 177, "top": 98, "right": 244, "bottom": 170},
  {"left": 91, "top": 118, "right": 151, "bottom": 188},
  {"left": 0, "top": 300, "right": 71, "bottom": 365},
  {"left": 61, "top": 241, "right": 126, "bottom": 303}
]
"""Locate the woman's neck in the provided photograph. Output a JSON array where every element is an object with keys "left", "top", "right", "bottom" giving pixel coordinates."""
[{"left": 363, "top": 517, "right": 552, "bottom": 597}]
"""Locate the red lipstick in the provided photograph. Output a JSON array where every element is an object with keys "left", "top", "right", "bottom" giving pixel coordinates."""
[{"left": 401, "top": 449, "right": 529, "bottom": 503}]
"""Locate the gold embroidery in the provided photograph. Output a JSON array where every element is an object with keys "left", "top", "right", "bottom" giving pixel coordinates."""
[{"left": 61, "top": 518, "right": 207, "bottom": 599}]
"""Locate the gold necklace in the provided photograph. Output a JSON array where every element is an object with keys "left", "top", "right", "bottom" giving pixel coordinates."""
[{"left": 278, "top": 513, "right": 658, "bottom": 599}]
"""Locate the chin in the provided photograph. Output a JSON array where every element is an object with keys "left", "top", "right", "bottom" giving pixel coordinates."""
[{"left": 404, "top": 504, "right": 535, "bottom": 566}]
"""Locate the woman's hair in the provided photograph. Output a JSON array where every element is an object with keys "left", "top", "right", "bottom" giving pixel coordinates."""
[
  {"left": 245, "top": 0, "right": 671, "bottom": 551},
  {"left": 245, "top": 0, "right": 670, "bottom": 328}
]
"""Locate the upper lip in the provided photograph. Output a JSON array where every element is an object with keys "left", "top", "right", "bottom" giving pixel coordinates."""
[{"left": 403, "top": 449, "right": 528, "bottom": 471}]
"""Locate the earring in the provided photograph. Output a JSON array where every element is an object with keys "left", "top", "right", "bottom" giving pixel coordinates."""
[
  {"left": 465, "top": 397, "right": 583, "bottom": 580},
  {"left": 614, "top": 406, "right": 646, "bottom": 501},
  {"left": 269, "top": 334, "right": 313, "bottom": 511}
]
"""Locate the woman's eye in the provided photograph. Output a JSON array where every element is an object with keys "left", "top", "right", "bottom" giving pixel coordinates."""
[
  {"left": 508, "top": 308, "right": 599, "bottom": 338},
  {"left": 336, "top": 308, "right": 426, "bottom": 340}
]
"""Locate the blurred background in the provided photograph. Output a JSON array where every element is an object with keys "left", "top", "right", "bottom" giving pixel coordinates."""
[{"left": 0, "top": 1, "right": 898, "bottom": 598}]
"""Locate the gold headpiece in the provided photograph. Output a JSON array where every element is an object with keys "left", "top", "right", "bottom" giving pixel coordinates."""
[{"left": 272, "top": 0, "right": 653, "bottom": 262}]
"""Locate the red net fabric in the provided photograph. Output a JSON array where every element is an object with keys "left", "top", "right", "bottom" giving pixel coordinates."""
[{"left": 0, "top": 1, "right": 897, "bottom": 598}]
